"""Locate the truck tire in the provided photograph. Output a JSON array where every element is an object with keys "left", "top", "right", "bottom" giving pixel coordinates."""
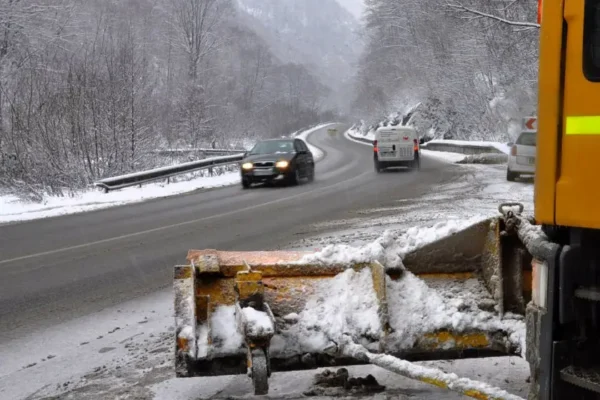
[{"left": 507, "top": 169, "right": 518, "bottom": 182}]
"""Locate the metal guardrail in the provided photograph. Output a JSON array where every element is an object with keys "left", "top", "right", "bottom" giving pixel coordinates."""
[
  {"left": 347, "top": 133, "right": 375, "bottom": 145},
  {"left": 151, "top": 148, "right": 245, "bottom": 156},
  {"left": 347, "top": 131, "right": 506, "bottom": 156},
  {"left": 421, "top": 142, "right": 504, "bottom": 155},
  {"left": 94, "top": 153, "right": 244, "bottom": 193}
]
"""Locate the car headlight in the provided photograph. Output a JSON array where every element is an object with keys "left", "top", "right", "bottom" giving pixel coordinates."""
[
  {"left": 275, "top": 160, "right": 289, "bottom": 168},
  {"left": 242, "top": 162, "right": 253, "bottom": 170}
]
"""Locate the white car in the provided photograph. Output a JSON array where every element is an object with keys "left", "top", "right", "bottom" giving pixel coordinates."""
[
  {"left": 373, "top": 126, "right": 420, "bottom": 172},
  {"left": 507, "top": 131, "right": 536, "bottom": 181}
]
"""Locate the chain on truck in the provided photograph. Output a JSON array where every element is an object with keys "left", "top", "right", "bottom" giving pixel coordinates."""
[{"left": 170, "top": 0, "right": 600, "bottom": 398}]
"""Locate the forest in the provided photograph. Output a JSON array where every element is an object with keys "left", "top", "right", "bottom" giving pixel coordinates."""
[
  {"left": 0, "top": 0, "right": 540, "bottom": 195},
  {"left": 0, "top": 0, "right": 335, "bottom": 195},
  {"left": 352, "top": 0, "right": 539, "bottom": 142}
]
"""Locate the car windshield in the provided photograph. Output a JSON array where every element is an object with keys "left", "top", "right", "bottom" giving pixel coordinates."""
[
  {"left": 516, "top": 132, "right": 536, "bottom": 146},
  {"left": 249, "top": 140, "right": 295, "bottom": 155}
]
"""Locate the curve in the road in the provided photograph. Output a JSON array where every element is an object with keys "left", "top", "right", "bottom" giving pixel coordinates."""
[{"left": 0, "top": 124, "right": 461, "bottom": 342}]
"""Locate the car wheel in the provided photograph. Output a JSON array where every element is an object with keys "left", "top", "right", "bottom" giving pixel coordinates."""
[
  {"left": 242, "top": 179, "right": 251, "bottom": 189},
  {"left": 412, "top": 156, "right": 421, "bottom": 170},
  {"left": 289, "top": 168, "right": 301, "bottom": 185},
  {"left": 307, "top": 166, "right": 315, "bottom": 182},
  {"left": 374, "top": 160, "right": 382, "bottom": 173},
  {"left": 506, "top": 169, "right": 518, "bottom": 182}
]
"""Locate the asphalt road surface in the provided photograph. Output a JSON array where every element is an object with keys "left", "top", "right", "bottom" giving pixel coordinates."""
[{"left": 0, "top": 124, "right": 461, "bottom": 343}]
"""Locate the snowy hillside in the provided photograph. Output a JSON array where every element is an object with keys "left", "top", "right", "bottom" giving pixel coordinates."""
[{"left": 236, "top": 0, "right": 364, "bottom": 90}]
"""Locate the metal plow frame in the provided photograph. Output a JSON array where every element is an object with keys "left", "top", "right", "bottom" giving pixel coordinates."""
[{"left": 173, "top": 210, "right": 536, "bottom": 397}]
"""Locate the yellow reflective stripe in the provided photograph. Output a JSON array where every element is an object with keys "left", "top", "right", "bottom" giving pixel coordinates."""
[{"left": 566, "top": 116, "right": 600, "bottom": 135}]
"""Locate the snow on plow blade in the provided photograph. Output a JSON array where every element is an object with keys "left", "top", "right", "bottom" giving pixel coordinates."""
[{"left": 173, "top": 216, "right": 530, "bottom": 396}]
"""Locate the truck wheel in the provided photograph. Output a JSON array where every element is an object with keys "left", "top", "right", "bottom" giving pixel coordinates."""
[
  {"left": 507, "top": 169, "right": 518, "bottom": 182},
  {"left": 242, "top": 179, "right": 251, "bottom": 189}
]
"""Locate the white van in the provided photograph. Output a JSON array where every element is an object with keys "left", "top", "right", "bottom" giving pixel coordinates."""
[{"left": 373, "top": 126, "right": 420, "bottom": 172}]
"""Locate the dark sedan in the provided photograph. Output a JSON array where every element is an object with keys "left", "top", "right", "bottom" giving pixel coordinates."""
[{"left": 240, "top": 138, "right": 315, "bottom": 189}]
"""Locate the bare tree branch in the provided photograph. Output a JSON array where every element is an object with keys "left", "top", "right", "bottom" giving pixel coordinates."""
[{"left": 447, "top": 3, "right": 540, "bottom": 29}]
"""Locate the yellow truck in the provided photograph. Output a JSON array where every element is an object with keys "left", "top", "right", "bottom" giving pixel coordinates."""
[{"left": 172, "top": 1, "right": 600, "bottom": 398}]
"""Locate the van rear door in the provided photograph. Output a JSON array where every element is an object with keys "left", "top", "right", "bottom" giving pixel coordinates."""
[
  {"left": 377, "top": 130, "right": 399, "bottom": 158},
  {"left": 397, "top": 130, "right": 415, "bottom": 160},
  {"left": 377, "top": 129, "right": 414, "bottom": 160}
]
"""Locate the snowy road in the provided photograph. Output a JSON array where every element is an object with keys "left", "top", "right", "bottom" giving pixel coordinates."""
[
  {"left": 0, "top": 126, "right": 535, "bottom": 400},
  {"left": 0, "top": 124, "right": 459, "bottom": 344}
]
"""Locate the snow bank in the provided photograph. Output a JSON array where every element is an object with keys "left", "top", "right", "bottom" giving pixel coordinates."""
[
  {"left": 295, "top": 122, "right": 337, "bottom": 161},
  {"left": 267, "top": 263, "right": 525, "bottom": 358},
  {"left": 210, "top": 305, "right": 244, "bottom": 355},
  {"left": 344, "top": 127, "right": 375, "bottom": 144},
  {"left": 457, "top": 153, "right": 508, "bottom": 164},
  {"left": 271, "top": 268, "right": 383, "bottom": 357},
  {"left": 386, "top": 272, "right": 525, "bottom": 355},
  {"left": 295, "top": 219, "right": 526, "bottom": 356},
  {"left": 200, "top": 219, "right": 526, "bottom": 360},
  {"left": 0, "top": 171, "right": 240, "bottom": 223},
  {"left": 299, "top": 218, "right": 483, "bottom": 269},
  {"left": 342, "top": 340, "right": 525, "bottom": 400},
  {"left": 421, "top": 149, "right": 466, "bottom": 163},
  {"left": 426, "top": 139, "right": 511, "bottom": 155}
]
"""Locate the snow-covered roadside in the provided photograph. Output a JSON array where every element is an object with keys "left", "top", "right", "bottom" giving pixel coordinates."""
[
  {"left": 0, "top": 289, "right": 176, "bottom": 400},
  {"left": 0, "top": 158, "right": 535, "bottom": 400},
  {"left": 0, "top": 236, "right": 529, "bottom": 400},
  {"left": 0, "top": 171, "right": 240, "bottom": 224},
  {"left": 0, "top": 125, "right": 332, "bottom": 224},
  {"left": 0, "top": 280, "right": 528, "bottom": 400},
  {"left": 294, "top": 122, "right": 337, "bottom": 161},
  {"left": 426, "top": 139, "right": 511, "bottom": 155},
  {"left": 421, "top": 149, "right": 468, "bottom": 163},
  {"left": 344, "top": 126, "right": 374, "bottom": 143},
  {"left": 291, "top": 161, "right": 533, "bottom": 256},
  {"left": 344, "top": 126, "right": 511, "bottom": 160},
  {"left": 344, "top": 127, "right": 467, "bottom": 163}
]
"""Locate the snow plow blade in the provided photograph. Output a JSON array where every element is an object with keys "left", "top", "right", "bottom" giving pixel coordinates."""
[
  {"left": 402, "top": 216, "right": 532, "bottom": 317},
  {"left": 173, "top": 211, "right": 531, "bottom": 395}
]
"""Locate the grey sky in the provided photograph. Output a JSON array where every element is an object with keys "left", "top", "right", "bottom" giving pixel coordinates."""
[{"left": 336, "top": 0, "right": 365, "bottom": 19}]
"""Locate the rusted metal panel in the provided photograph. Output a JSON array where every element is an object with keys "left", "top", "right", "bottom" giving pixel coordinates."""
[
  {"left": 175, "top": 243, "right": 523, "bottom": 389},
  {"left": 403, "top": 219, "right": 495, "bottom": 274}
]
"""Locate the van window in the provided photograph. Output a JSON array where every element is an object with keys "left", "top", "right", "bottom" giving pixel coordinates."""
[
  {"left": 584, "top": 0, "right": 600, "bottom": 81},
  {"left": 516, "top": 132, "right": 536, "bottom": 146}
]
